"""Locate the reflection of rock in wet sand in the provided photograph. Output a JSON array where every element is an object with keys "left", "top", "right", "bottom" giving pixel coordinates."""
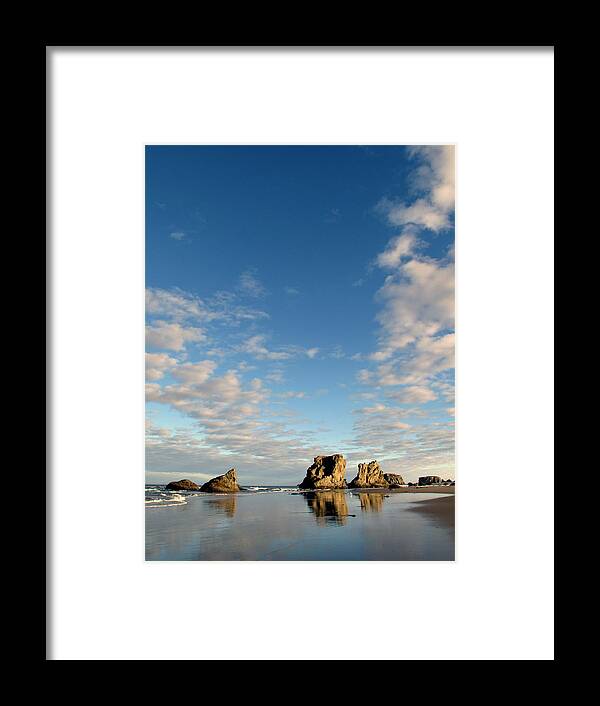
[
  {"left": 206, "top": 496, "right": 237, "bottom": 517},
  {"left": 356, "top": 492, "right": 385, "bottom": 513},
  {"left": 304, "top": 491, "right": 352, "bottom": 525}
]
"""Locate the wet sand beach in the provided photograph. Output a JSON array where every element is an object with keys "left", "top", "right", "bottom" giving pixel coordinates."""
[
  {"left": 146, "top": 488, "right": 455, "bottom": 561},
  {"left": 387, "top": 486, "right": 455, "bottom": 494},
  {"left": 408, "top": 495, "right": 455, "bottom": 529}
]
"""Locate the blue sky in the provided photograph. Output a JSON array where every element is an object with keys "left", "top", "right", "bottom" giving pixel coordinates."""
[{"left": 146, "top": 145, "right": 455, "bottom": 485}]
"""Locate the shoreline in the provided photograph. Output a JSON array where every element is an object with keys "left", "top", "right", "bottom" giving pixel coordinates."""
[
  {"left": 408, "top": 495, "right": 455, "bottom": 528},
  {"left": 146, "top": 484, "right": 455, "bottom": 497},
  {"left": 146, "top": 484, "right": 454, "bottom": 560},
  {"left": 355, "top": 485, "right": 454, "bottom": 494}
]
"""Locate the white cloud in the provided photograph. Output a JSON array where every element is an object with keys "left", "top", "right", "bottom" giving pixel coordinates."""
[
  {"left": 362, "top": 165, "right": 455, "bottom": 405},
  {"left": 433, "top": 379, "right": 455, "bottom": 403},
  {"left": 149, "top": 370, "right": 256, "bottom": 414},
  {"left": 208, "top": 292, "right": 269, "bottom": 324},
  {"left": 239, "top": 270, "right": 267, "bottom": 298},
  {"left": 170, "top": 231, "right": 187, "bottom": 241},
  {"left": 146, "top": 287, "right": 269, "bottom": 327},
  {"left": 367, "top": 349, "right": 393, "bottom": 362},
  {"left": 375, "top": 228, "right": 419, "bottom": 268},
  {"left": 145, "top": 321, "right": 206, "bottom": 351},
  {"left": 375, "top": 259, "right": 454, "bottom": 350},
  {"left": 376, "top": 145, "right": 454, "bottom": 232},
  {"left": 240, "top": 335, "right": 294, "bottom": 361},
  {"left": 265, "top": 369, "right": 285, "bottom": 384},
  {"left": 368, "top": 335, "right": 455, "bottom": 387},
  {"left": 410, "top": 334, "right": 455, "bottom": 378},
  {"left": 359, "top": 403, "right": 387, "bottom": 414},
  {"left": 146, "top": 288, "right": 213, "bottom": 321},
  {"left": 350, "top": 147, "right": 455, "bottom": 479},
  {"left": 346, "top": 393, "right": 454, "bottom": 481},
  {"left": 171, "top": 360, "right": 218, "bottom": 384},
  {"left": 146, "top": 419, "right": 176, "bottom": 439},
  {"left": 408, "top": 145, "right": 455, "bottom": 210},
  {"left": 387, "top": 385, "right": 437, "bottom": 404},
  {"left": 146, "top": 368, "right": 325, "bottom": 483},
  {"left": 378, "top": 198, "right": 449, "bottom": 231},
  {"left": 358, "top": 334, "right": 454, "bottom": 391},
  {"left": 344, "top": 415, "right": 455, "bottom": 482},
  {"left": 284, "top": 286, "right": 300, "bottom": 295},
  {"left": 145, "top": 352, "right": 178, "bottom": 381},
  {"left": 357, "top": 369, "right": 373, "bottom": 384},
  {"left": 238, "top": 335, "right": 316, "bottom": 362}
]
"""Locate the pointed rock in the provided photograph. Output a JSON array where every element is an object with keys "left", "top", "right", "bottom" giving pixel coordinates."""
[
  {"left": 200, "top": 468, "right": 241, "bottom": 493},
  {"left": 349, "top": 461, "right": 389, "bottom": 488},
  {"left": 298, "top": 454, "right": 347, "bottom": 489}
]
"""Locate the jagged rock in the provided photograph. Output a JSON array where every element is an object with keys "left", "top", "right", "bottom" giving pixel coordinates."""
[
  {"left": 165, "top": 479, "right": 200, "bottom": 491},
  {"left": 418, "top": 475, "right": 441, "bottom": 486},
  {"left": 298, "top": 454, "right": 347, "bottom": 489},
  {"left": 349, "top": 461, "right": 389, "bottom": 488},
  {"left": 384, "top": 473, "right": 405, "bottom": 487},
  {"left": 200, "top": 468, "right": 241, "bottom": 493}
]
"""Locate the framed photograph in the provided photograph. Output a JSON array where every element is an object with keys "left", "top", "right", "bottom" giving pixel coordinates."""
[
  {"left": 144, "top": 144, "right": 456, "bottom": 561},
  {"left": 48, "top": 46, "right": 554, "bottom": 660}
]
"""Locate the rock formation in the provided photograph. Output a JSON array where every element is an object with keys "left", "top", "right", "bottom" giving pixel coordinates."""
[
  {"left": 383, "top": 472, "right": 405, "bottom": 487},
  {"left": 349, "top": 461, "right": 389, "bottom": 488},
  {"left": 304, "top": 491, "right": 351, "bottom": 525},
  {"left": 200, "top": 468, "right": 241, "bottom": 493},
  {"left": 298, "top": 454, "right": 347, "bottom": 489},
  {"left": 165, "top": 479, "right": 200, "bottom": 491},
  {"left": 418, "top": 475, "right": 441, "bottom": 486}
]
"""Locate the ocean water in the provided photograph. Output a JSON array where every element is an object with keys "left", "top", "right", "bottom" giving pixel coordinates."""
[
  {"left": 144, "top": 484, "right": 298, "bottom": 508},
  {"left": 145, "top": 485, "right": 454, "bottom": 561}
]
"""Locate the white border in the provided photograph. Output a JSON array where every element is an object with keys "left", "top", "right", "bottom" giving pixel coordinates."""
[{"left": 49, "top": 48, "right": 554, "bottom": 660}]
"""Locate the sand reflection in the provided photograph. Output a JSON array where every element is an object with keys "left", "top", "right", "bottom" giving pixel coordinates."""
[
  {"left": 304, "top": 491, "right": 353, "bottom": 525},
  {"left": 206, "top": 496, "right": 237, "bottom": 517},
  {"left": 356, "top": 492, "right": 385, "bottom": 513}
]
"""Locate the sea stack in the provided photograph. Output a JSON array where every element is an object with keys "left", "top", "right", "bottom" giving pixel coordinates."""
[
  {"left": 418, "top": 475, "right": 441, "bottom": 486},
  {"left": 200, "top": 468, "right": 241, "bottom": 493},
  {"left": 349, "top": 461, "right": 389, "bottom": 488},
  {"left": 165, "top": 479, "right": 201, "bottom": 491},
  {"left": 298, "top": 454, "right": 347, "bottom": 489},
  {"left": 383, "top": 473, "right": 405, "bottom": 487}
]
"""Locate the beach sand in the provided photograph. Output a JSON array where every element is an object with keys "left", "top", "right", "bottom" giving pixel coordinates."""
[
  {"left": 408, "top": 495, "right": 455, "bottom": 529},
  {"left": 146, "top": 488, "right": 455, "bottom": 561},
  {"left": 388, "top": 486, "right": 455, "bottom": 494}
]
